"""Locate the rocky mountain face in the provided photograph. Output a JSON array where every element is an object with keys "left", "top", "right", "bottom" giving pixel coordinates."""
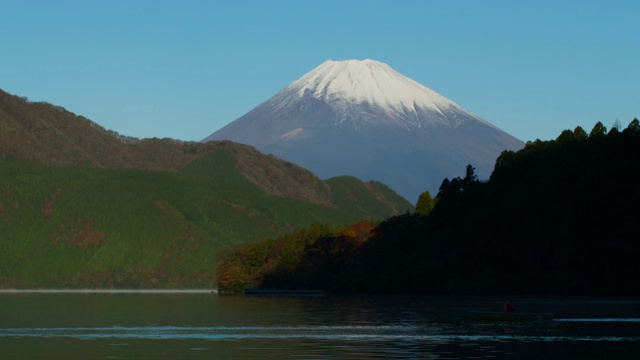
[{"left": 204, "top": 59, "right": 524, "bottom": 201}]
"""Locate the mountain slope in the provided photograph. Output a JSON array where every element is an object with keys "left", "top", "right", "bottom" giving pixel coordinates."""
[
  {"left": 204, "top": 59, "right": 523, "bottom": 201},
  {"left": 0, "top": 157, "right": 393, "bottom": 288},
  {"left": 0, "top": 88, "right": 410, "bottom": 208},
  {"left": 0, "top": 88, "right": 412, "bottom": 288}
]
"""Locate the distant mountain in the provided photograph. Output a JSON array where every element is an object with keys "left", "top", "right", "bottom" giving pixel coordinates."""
[
  {"left": 203, "top": 59, "right": 524, "bottom": 201},
  {"left": 0, "top": 88, "right": 412, "bottom": 288}
]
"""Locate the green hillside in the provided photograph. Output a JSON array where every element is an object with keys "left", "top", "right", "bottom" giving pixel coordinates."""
[
  {"left": 0, "top": 89, "right": 412, "bottom": 288},
  {"left": 0, "top": 154, "right": 409, "bottom": 288}
]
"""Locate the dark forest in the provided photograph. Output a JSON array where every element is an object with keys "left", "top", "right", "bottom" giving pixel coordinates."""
[{"left": 218, "top": 119, "right": 640, "bottom": 296}]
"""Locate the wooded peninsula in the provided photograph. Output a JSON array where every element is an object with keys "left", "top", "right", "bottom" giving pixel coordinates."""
[{"left": 217, "top": 119, "right": 640, "bottom": 296}]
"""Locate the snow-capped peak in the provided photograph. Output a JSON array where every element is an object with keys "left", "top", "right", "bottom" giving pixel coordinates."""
[{"left": 283, "top": 59, "right": 459, "bottom": 115}]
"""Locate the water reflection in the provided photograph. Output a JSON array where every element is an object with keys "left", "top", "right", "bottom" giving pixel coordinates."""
[
  {"left": 2, "top": 323, "right": 638, "bottom": 343},
  {"left": 555, "top": 318, "right": 640, "bottom": 322},
  {"left": 1, "top": 293, "right": 639, "bottom": 359}
]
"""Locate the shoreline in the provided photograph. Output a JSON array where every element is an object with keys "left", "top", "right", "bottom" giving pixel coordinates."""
[{"left": 0, "top": 289, "right": 217, "bottom": 294}]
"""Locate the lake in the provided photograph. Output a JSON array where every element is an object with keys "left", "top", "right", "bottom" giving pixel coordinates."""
[{"left": 0, "top": 291, "right": 638, "bottom": 359}]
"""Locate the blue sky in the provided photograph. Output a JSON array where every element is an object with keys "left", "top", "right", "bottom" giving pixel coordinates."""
[{"left": 1, "top": 1, "right": 638, "bottom": 142}]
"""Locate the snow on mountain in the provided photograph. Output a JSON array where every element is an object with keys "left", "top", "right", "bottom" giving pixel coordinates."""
[
  {"left": 285, "top": 59, "right": 454, "bottom": 115},
  {"left": 266, "top": 59, "right": 498, "bottom": 131},
  {"left": 203, "top": 59, "right": 524, "bottom": 202}
]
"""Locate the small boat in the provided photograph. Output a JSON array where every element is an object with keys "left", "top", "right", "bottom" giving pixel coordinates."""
[
  {"left": 469, "top": 311, "right": 554, "bottom": 321},
  {"left": 244, "top": 288, "right": 327, "bottom": 297}
]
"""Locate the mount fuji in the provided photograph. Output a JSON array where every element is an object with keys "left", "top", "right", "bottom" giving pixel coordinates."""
[{"left": 203, "top": 59, "right": 523, "bottom": 202}]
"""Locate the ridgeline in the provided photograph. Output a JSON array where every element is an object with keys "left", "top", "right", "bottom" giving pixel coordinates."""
[{"left": 217, "top": 119, "right": 640, "bottom": 296}]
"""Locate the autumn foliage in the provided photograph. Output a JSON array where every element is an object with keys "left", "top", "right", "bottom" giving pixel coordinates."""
[{"left": 216, "top": 221, "right": 375, "bottom": 293}]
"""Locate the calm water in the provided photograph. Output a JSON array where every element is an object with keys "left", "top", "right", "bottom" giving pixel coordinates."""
[{"left": 0, "top": 292, "right": 638, "bottom": 359}]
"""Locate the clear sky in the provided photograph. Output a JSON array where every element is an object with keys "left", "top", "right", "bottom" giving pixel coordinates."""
[{"left": 1, "top": 0, "right": 638, "bottom": 142}]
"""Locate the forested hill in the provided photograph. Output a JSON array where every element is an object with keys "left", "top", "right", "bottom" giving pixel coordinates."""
[
  {"left": 0, "top": 89, "right": 412, "bottom": 288},
  {"left": 217, "top": 119, "right": 640, "bottom": 296},
  {"left": 0, "top": 88, "right": 411, "bottom": 209}
]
